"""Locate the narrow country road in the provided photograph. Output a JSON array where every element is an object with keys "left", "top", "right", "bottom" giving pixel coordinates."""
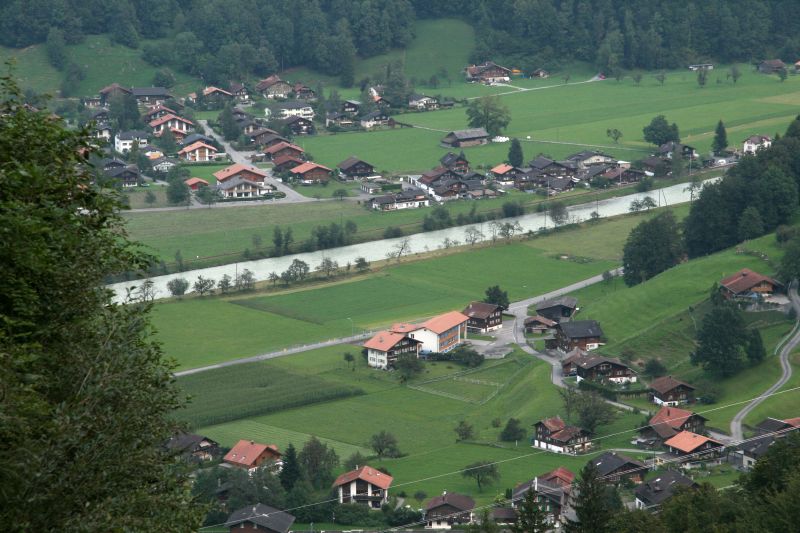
[{"left": 730, "top": 282, "right": 800, "bottom": 440}]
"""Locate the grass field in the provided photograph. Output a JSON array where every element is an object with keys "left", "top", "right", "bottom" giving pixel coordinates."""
[{"left": 290, "top": 181, "right": 362, "bottom": 199}]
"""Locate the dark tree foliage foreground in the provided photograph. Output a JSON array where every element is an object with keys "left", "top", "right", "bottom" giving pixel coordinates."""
[
  {"left": 622, "top": 211, "right": 683, "bottom": 286},
  {"left": 0, "top": 76, "right": 203, "bottom": 530}
]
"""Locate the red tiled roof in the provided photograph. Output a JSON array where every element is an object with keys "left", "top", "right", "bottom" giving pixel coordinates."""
[
  {"left": 203, "top": 86, "right": 233, "bottom": 97},
  {"left": 540, "top": 466, "right": 575, "bottom": 486},
  {"left": 650, "top": 406, "right": 695, "bottom": 430},
  {"left": 491, "top": 163, "right": 514, "bottom": 175},
  {"left": 333, "top": 465, "right": 393, "bottom": 490},
  {"left": 541, "top": 416, "right": 566, "bottom": 432},
  {"left": 720, "top": 268, "right": 778, "bottom": 295},
  {"left": 422, "top": 311, "right": 469, "bottom": 334},
  {"left": 149, "top": 113, "right": 194, "bottom": 128},
  {"left": 290, "top": 162, "right": 332, "bottom": 175},
  {"left": 184, "top": 177, "right": 209, "bottom": 187},
  {"left": 784, "top": 417, "right": 800, "bottom": 427},
  {"left": 178, "top": 141, "right": 217, "bottom": 155},
  {"left": 213, "top": 163, "right": 269, "bottom": 182},
  {"left": 144, "top": 104, "right": 177, "bottom": 117},
  {"left": 264, "top": 141, "right": 304, "bottom": 155},
  {"left": 389, "top": 322, "right": 422, "bottom": 334},
  {"left": 664, "top": 431, "right": 721, "bottom": 453},
  {"left": 223, "top": 440, "right": 280, "bottom": 468},
  {"left": 364, "top": 331, "right": 412, "bottom": 352}
]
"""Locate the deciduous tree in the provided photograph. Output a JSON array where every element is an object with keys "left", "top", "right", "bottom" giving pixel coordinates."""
[
  {"left": 484, "top": 285, "right": 510, "bottom": 310},
  {"left": 167, "top": 277, "right": 190, "bottom": 296},
  {"left": 454, "top": 420, "right": 474, "bottom": 441},
  {"left": 622, "top": 211, "right": 683, "bottom": 286},
  {"left": 643, "top": 115, "right": 680, "bottom": 146},
  {"left": 370, "top": 430, "right": 401, "bottom": 458},
  {"left": 466, "top": 95, "right": 511, "bottom": 136},
  {"left": 462, "top": 461, "right": 500, "bottom": 492}
]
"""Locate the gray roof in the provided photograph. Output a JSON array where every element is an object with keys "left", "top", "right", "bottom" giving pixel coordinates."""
[
  {"left": 590, "top": 451, "right": 646, "bottom": 478},
  {"left": 216, "top": 175, "right": 270, "bottom": 191},
  {"left": 361, "top": 110, "right": 388, "bottom": 120},
  {"left": 634, "top": 471, "right": 696, "bottom": 507},
  {"left": 426, "top": 492, "right": 475, "bottom": 513},
  {"left": 104, "top": 165, "right": 138, "bottom": 178},
  {"left": 566, "top": 150, "right": 611, "bottom": 162},
  {"left": 181, "top": 133, "right": 214, "bottom": 146},
  {"left": 338, "top": 156, "right": 373, "bottom": 170},
  {"left": 225, "top": 504, "right": 295, "bottom": 533},
  {"left": 165, "top": 432, "right": 214, "bottom": 453},
  {"left": 440, "top": 151, "right": 467, "bottom": 167},
  {"left": 738, "top": 434, "right": 776, "bottom": 459},
  {"left": 536, "top": 296, "right": 578, "bottom": 311},
  {"left": 559, "top": 320, "right": 603, "bottom": 339},
  {"left": 445, "top": 128, "right": 489, "bottom": 140},
  {"left": 512, "top": 477, "right": 566, "bottom": 506}
]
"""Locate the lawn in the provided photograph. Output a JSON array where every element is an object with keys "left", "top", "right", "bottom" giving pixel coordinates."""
[
  {"left": 180, "top": 163, "right": 230, "bottom": 186},
  {"left": 122, "top": 185, "right": 170, "bottom": 209},
  {"left": 290, "top": 181, "right": 362, "bottom": 199},
  {"left": 156, "top": 243, "right": 616, "bottom": 369}
]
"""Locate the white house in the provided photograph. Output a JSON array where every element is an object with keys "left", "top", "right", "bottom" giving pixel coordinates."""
[
  {"left": 332, "top": 466, "right": 393, "bottom": 510},
  {"left": 369, "top": 189, "right": 429, "bottom": 211},
  {"left": 275, "top": 101, "right": 315, "bottom": 120},
  {"left": 743, "top": 134, "right": 772, "bottom": 155},
  {"left": 390, "top": 311, "right": 469, "bottom": 354},
  {"left": 114, "top": 130, "right": 149, "bottom": 153},
  {"left": 148, "top": 114, "right": 194, "bottom": 136},
  {"left": 408, "top": 93, "right": 439, "bottom": 110},
  {"left": 364, "top": 331, "right": 421, "bottom": 369}
]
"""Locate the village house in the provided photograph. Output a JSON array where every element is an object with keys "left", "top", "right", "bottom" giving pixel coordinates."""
[
  {"left": 333, "top": 465, "right": 393, "bottom": 509},
  {"left": 274, "top": 101, "right": 315, "bottom": 120},
  {"left": 272, "top": 154, "right": 305, "bottom": 173},
  {"left": 325, "top": 110, "right": 356, "bottom": 128},
  {"left": 223, "top": 440, "right": 282, "bottom": 471},
  {"left": 416, "top": 166, "right": 463, "bottom": 190},
  {"left": 98, "top": 82, "right": 132, "bottom": 105},
  {"left": 143, "top": 104, "right": 178, "bottom": 123},
  {"left": 360, "top": 110, "right": 391, "bottom": 129},
  {"left": 461, "top": 301, "right": 503, "bottom": 333},
  {"left": 589, "top": 452, "right": 647, "bottom": 484},
  {"left": 341, "top": 99, "right": 361, "bottom": 115},
  {"left": 634, "top": 471, "right": 697, "bottom": 510},
  {"left": 256, "top": 75, "right": 292, "bottom": 98},
  {"left": 431, "top": 178, "right": 490, "bottom": 202},
  {"left": 527, "top": 156, "right": 577, "bottom": 178},
  {"left": 551, "top": 320, "right": 604, "bottom": 352},
  {"left": 181, "top": 132, "right": 215, "bottom": 147},
  {"left": 532, "top": 416, "right": 592, "bottom": 454},
  {"left": 289, "top": 162, "right": 332, "bottom": 184},
  {"left": 217, "top": 177, "right": 275, "bottom": 199},
  {"left": 149, "top": 114, "right": 194, "bottom": 137},
  {"left": 249, "top": 128, "right": 281, "bottom": 147},
  {"left": 759, "top": 59, "right": 786, "bottom": 74},
  {"left": 511, "top": 467, "right": 574, "bottom": 526},
  {"left": 178, "top": 141, "right": 218, "bottom": 162},
  {"left": 91, "top": 122, "right": 112, "bottom": 141},
  {"left": 565, "top": 150, "right": 616, "bottom": 170},
  {"left": 743, "top": 134, "right": 772, "bottom": 155},
  {"left": 152, "top": 156, "right": 178, "bottom": 173},
  {"left": 264, "top": 141, "right": 305, "bottom": 161},
  {"left": 663, "top": 431, "right": 723, "bottom": 462},
  {"left": 213, "top": 163, "right": 270, "bottom": 185},
  {"left": 165, "top": 431, "right": 219, "bottom": 462},
  {"left": 424, "top": 492, "right": 475, "bottom": 529},
  {"left": 524, "top": 315, "right": 557, "bottom": 334},
  {"left": 281, "top": 116, "right": 316, "bottom": 135},
  {"left": 719, "top": 268, "right": 780, "bottom": 300},
  {"left": 465, "top": 61, "right": 512, "bottom": 83},
  {"left": 639, "top": 406, "right": 708, "bottom": 448},
  {"left": 104, "top": 165, "right": 140, "bottom": 188},
  {"left": 292, "top": 83, "right": 316, "bottom": 100},
  {"left": 338, "top": 156, "right": 377, "bottom": 179},
  {"left": 600, "top": 167, "right": 647, "bottom": 184},
  {"left": 184, "top": 177, "right": 209, "bottom": 191},
  {"left": 408, "top": 93, "right": 439, "bottom": 110},
  {"left": 229, "top": 82, "right": 250, "bottom": 103},
  {"left": 490, "top": 163, "right": 523, "bottom": 183},
  {"left": 531, "top": 68, "right": 550, "bottom": 78},
  {"left": 441, "top": 128, "right": 490, "bottom": 148},
  {"left": 561, "top": 353, "right": 637, "bottom": 384},
  {"left": 202, "top": 86, "right": 234, "bottom": 102},
  {"left": 659, "top": 141, "right": 698, "bottom": 160},
  {"left": 369, "top": 189, "right": 429, "bottom": 211},
  {"left": 224, "top": 503, "right": 295, "bottom": 533},
  {"left": 649, "top": 375, "right": 696, "bottom": 406},
  {"left": 131, "top": 86, "right": 171, "bottom": 105},
  {"left": 638, "top": 156, "right": 670, "bottom": 176},
  {"left": 440, "top": 151, "right": 470, "bottom": 173},
  {"left": 390, "top": 311, "right": 469, "bottom": 354},
  {"left": 364, "top": 330, "right": 422, "bottom": 369},
  {"left": 730, "top": 434, "right": 778, "bottom": 471},
  {"left": 90, "top": 108, "right": 109, "bottom": 123},
  {"left": 535, "top": 296, "right": 578, "bottom": 322},
  {"left": 114, "top": 130, "right": 149, "bottom": 153}
]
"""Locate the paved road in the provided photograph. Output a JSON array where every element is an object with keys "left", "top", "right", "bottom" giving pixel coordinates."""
[{"left": 730, "top": 282, "right": 800, "bottom": 440}]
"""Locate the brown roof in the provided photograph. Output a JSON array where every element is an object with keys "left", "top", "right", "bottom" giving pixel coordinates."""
[
  {"left": 550, "top": 426, "right": 585, "bottom": 443},
  {"left": 264, "top": 141, "right": 304, "bottom": 155},
  {"left": 203, "top": 86, "right": 233, "bottom": 97},
  {"left": 650, "top": 406, "right": 696, "bottom": 430},
  {"left": 333, "top": 465, "right": 393, "bottom": 490},
  {"left": 650, "top": 376, "right": 694, "bottom": 395},
  {"left": 290, "top": 162, "right": 332, "bottom": 175},
  {"left": 462, "top": 301, "right": 502, "bottom": 320},
  {"left": 213, "top": 163, "right": 269, "bottom": 182},
  {"left": 540, "top": 416, "right": 566, "bottom": 432},
  {"left": 664, "top": 431, "right": 721, "bottom": 454},
  {"left": 524, "top": 315, "right": 557, "bottom": 327},
  {"left": 422, "top": 311, "right": 469, "bottom": 334},
  {"left": 272, "top": 154, "right": 304, "bottom": 168},
  {"left": 223, "top": 440, "right": 280, "bottom": 469},
  {"left": 364, "top": 331, "right": 415, "bottom": 352},
  {"left": 720, "top": 268, "right": 778, "bottom": 295},
  {"left": 149, "top": 113, "right": 194, "bottom": 128},
  {"left": 784, "top": 417, "right": 800, "bottom": 427},
  {"left": 540, "top": 466, "right": 575, "bottom": 486},
  {"left": 184, "top": 177, "right": 209, "bottom": 187},
  {"left": 425, "top": 492, "right": 475, "bottom": 512}
]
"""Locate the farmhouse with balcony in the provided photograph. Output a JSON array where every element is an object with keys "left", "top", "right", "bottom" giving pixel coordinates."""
[
  {"left": 142, "top": 104, "right": 177, "bottom": 122},
  {"left": 424, "top": 492, "right": 475, "bottom": 529},
  {"left": 535, "top": 296, "right": 578, "bottom": 322},
  {"left": 369, "top": 189, "right": 429, "bottom": 211},
  {"left": 551, "top": 320, "right": 604, "bottom": 352},
  {"left": 325, "top": 110, "right": 356, "bottom": 128},
  {"left": 511, "top": 467, "right": 574, "bottom": 526},
  {"left": 565, "top": 150, "right": 616, "bottom": 169},
  {"left": 639, "top": 406, "right": 708, "bottom": 447},
  {"left": 104, "top": 165, "right": 140, "bottom": 188},
  {"left": 264, "top": 141, "right": 305, "bottom": 161},
  {"left": 360, "top": 110, "right": 391, "bottom": 129},
  {"left": 719, "top": 268, "right": 780, "bottom": 300},
  {"left": 649, "top": 375, "right": 696, "bottom": 406},
  {"left": 281, "top": 115, "right": 316, "bottom": 135},
  {"left": 131, "top": 86, "right": 171, "bottom": 105},
  {"left": 224, "top": 503, "right": 295, "bottom": 533},
  {"left": 441, "top": 128, "right": 490, "bottom": 148},
  {"left": 178, "top": 141, "right": 218, "bottom": 162},
  {"left": 743, "top": 134, "right": 772, "bottom": 154},
  {"left": 273, "top": 154, "right": 305, "bottom": 172},
  {"left": 292, "top": 83, "right": 316, "bottom": 100},
  {"left": 333, "top": 465, "right": 393, "bottom": 509},
  {"left": 440, "top": 151, "right": 470, "bottom": 173},
  {"left": 431, "top": 178, "right": 488, "bottom": 202},
  {"left": 184, "top": 177, "right": 209, "bottom": 191},
  {"left": 217, "top": 176, "right": 275, "bottom": 199},
  {"left": 202, "top": 86, "right": 234, "bottom": 102},
  {"left": 364, "top": 330, "right": 422, "bottom": 369},
  {"left": 561, "top": 353, "right": 636, "bottom": 383},
  {"left": 390, "top": 311, "right": 469, "bottom": 354},
  {"left": 589, "top": 452, "right": 647, "bottom": 484},
  {"left": 338, "top": 156, "right": 377, "bottom": 179},
  {"left": 634, "top": 471, "right": 698, "bottom": 510},
  {"left": 409, "top": 93, "right": 439, "bottom": 110},
  {"left": 249, "top": 128, "right": 281, "bottom": 147},
  {"left": 659, "top": 141, "right": 698, "bottom": 160},
  {"left": 417, "top": 166, "right": 463, "bottom": 190},
  {"left": 532, "top": 416, "right": 591, "bottom": 454},
  {"left": 223, "top": 440, "right": 282, "bottom": 471},
  {"left": 491, "top": 163, "right": 523, "bottom": 183},
  {"left": 256, "top": 75, "right": 292, "bottom": 98},
  {"left": 289, "top": 162, "right": 332, "bottom": 184},
  {"left": 662, "top": 431, "right": 722, "bottom": 461},
  {"left": 165, "top": 431, "right": 219, "bottom": 462},
  {"left": 213, "top": 163, "right": 270, "bottom": 185},
  {"left": 341, "top": 99, "right": 361, "bottom": 115},
  {"left": 465, "top": 61, "right": 512, "bottom": 83},
  {"left": 461, "top": 301, "right": 503, "bottom": 333},
  {"left": 149, "top": 114, "right": 194, "bottom": 137},
  {"left": 229, "top": 82, "right": 250, "bottom": 102}
]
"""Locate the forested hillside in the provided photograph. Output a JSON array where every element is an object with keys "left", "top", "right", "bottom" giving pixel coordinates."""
[{"left": 3, "top": 0, "right": 800, "bottom": 87}]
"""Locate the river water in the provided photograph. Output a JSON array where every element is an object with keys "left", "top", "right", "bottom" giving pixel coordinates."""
[{"left": 110, "top": 181, "right": 706, "bottom": 302}]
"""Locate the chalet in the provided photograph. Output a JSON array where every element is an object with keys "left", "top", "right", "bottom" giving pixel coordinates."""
[
  {"left": 217, "top": 176, "right": 275, "bottom": 199},
  {"left": 408, "top": 93, "right": 439, "bottom": 110},
  {"left": 273, "top": 155, "right": 305, "bottom": 172},
  {"left": 639, "top": 406, "right": 707, "bottom": 447},
  {"left": 663, "top": 431, "right": 722, "bottom": 461},
  {"left": 178, "top": 141, "right": 218, "bottom": 162},
  {"left": 551, "top": 320, "right": 604, "bottom": 352},
  {"left": 461, "top": 301, "right": 503, "bottom": 333},
  {"left": 565, "top": 150, "right": 615, "bottom": 169},
  {"left": 325, "top": 111, "right": 356, "bottom": 128},
  {"left": 99, "top": 82, "right": 132, "bottom": 104},
  {"left": 181, "top": 132, "right": 215, "bottom": 147},
  {"left": 184, "top": 177, "right": 209, "bottom": 191},
  {"left": 532, "top": 416, "right": 591, "bottom": 454},
  {"left": 213, "top": 164, "right": 270, "bottom": 185},
  {"left": 202, "top": 86, "right": 234, "bottom": 102},
  {"left": 281, "top": 116, "right": 315, "bottom": 135},
  {"left": 589, "top": 452, "right": 647, "bottom": 484},
  {"left": 338, "top": 156, "right": 376, "bottom": 179},
  {"left": 566, "top": 353, "right": 636, "bottom": 384},
  {"left": 390, "top": 311, "right": 469, "bottom": 354},
  {"left": 292, "top": 83, "right": 316, "bottom": 100},
  {"left": 90, "top": 108, "right": 110, "bottom": 123},
  {"left": 512, "top": 468, "right": 574, "bottom": 526},
  {"left": 229, "top": 82, "right": 250, "bottom": 103},
  {"left": 719, "top": 268, "right": 780, "bottom": 299},
  {"left": 83, "top": 95, "right": 103, "bottom": 108},
  {"left": 149, "top": 114, "right": 194, "bottom": 137},
  {"left": 431, "top": 178, "right": 487, "bottom": 202},
  {"left": 440, "top": 151, "right": 469, "bottom": 173},
  {"left": 333, "top": 465, "right": 393, "bottom": 509},
  {"left": 369, "top": 189, "right": 429, "bottom": 211},
  {"left": 114, "top": 130, "right": 149, "bottom": 153},
  {"left": 152, "top": 157, "right": 178, "bottom": 173},
  {"left": 360, "top": 110, "right": 391, "bottom": 129},
  {"left": 364, "top": 331, "right": 422, "bottom": 369},
  {"left": 465, "top": 61, "right": 512, "bottom": 83},
  {"left": 264, "top": 141, "right": 305, "bottom": 161},
  {"left": 527, "top": 156, "right": 577, "bottom": 178},
  {"left": 289, "top": 162, "right": 332, "bottom": 184},
  {"left": 341, "top": 99, "right": 361, "bottom": 115},
  {"left": 535, "top": 296, "right": 577, "bottom": 322},
  {"left": 424, "top": 492, "right": 475, "bottom": 529},
  {"left": 131, "top": 86, "right": 171, "bottom": 105},
  {"left": 759, "top": 59, "right": 786, "bottom": 74},
  {"left": 224, "top": 504, "right": 295, "bottom": 533},
  {"left": 143, "top": 104, "right": 178, "bottom": 122},
  {"left": 531, "top": 68, "right": 550, "bottom": 78},
  {"left": 743, "top": 134, "right": 772, "bottom": 155},
  {"left": 600, "top": 167, "right": 647, "bottom": 184},
  {"left": 417, "top": 166, "right": 462, "bottom": 189},
  {"left": 223, "top": 440, "right": 281, "bottom": 471},
  {"left": 490, "top": 508, "right": 517, "bottom": 526},
  {"left": 91, "top": 123, "right": 112, "bottom": 141},
  {"left": 524, "top": 315, "right": 557, "bottom": 334},
  {"left": 441, "top": 128, "right": 489, "bottom": 148},
  {"left": 275, "top": 100, "right": 315, "bottom": 120},
  {"left": 649, "top": 376, "right": 696, "bottom": 406},
  {"left": 98, "top": 157, "right": 126, "bottom": 171},
  {"left": 639, "top": 155, "right": 669, "bottom": 176},
  {"left": 165, "top": 431, "right": 219, "bottom": 461},
  {"left": 256, "top": 75, "right": 292, "bottom": 98},
  {"left": 634, "top": 471, "right": 697, "bottom": 510},
  {"left": 104, "top": 165, "right": 140, "bottom": 188},
  {"left": 754, "top": 416, "right": 800, "bottom": 436},
  {"left": 254, "top": 132, "right": 288, "bottom": 149},
  {"left": 659, "top": 141, "right": 697, "bottom": 160},
  {"left": 491, "top": 163, "right": 522, "bottom": 182}
]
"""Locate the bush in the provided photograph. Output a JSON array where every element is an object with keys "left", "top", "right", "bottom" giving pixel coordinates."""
[
  {"left": 643, "top": 358, "right": 667, "bottom": 378},
  {"left": 500, "top": 418, "right": 526, "bottom": 441}
]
